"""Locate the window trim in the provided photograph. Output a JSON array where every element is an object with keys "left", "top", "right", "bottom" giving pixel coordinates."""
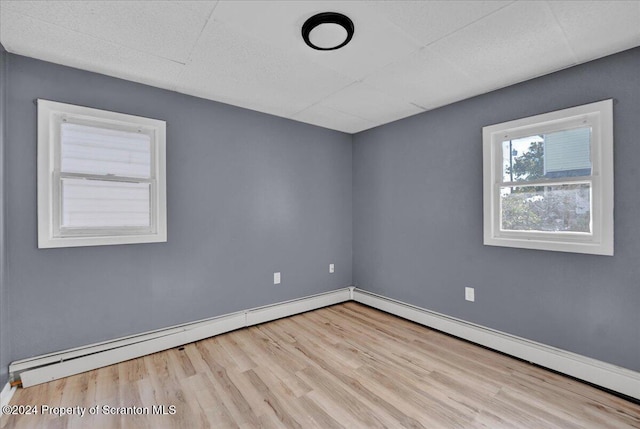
[
  {"left": 37, "top": 99, "right": 167, "bottom": 248},
  {"left": 482, "top": 99, "right": 613, "bottom": 255}
]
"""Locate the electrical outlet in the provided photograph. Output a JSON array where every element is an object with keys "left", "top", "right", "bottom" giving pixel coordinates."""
[
  {"left": 329, "top": 263, "right": 335, "bottom": 273},
  {"left": 465, "top": 287, "right": 475, "bottom": 302},
  {"left": 274, "top": 272, "right": 281, "bottom": 285}
]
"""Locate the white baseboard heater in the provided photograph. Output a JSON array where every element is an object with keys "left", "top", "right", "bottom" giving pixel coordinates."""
[
  {"left": 8, "top": 286, "right": 640, "bottom": 401},
  {"left": 352, "top": 288, "right": 640, "bottom": 400},
  {"left": 10, "top": 288, "right": 351, "bottom": 388}
]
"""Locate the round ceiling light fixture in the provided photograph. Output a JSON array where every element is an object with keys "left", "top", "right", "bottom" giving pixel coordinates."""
[{"left": 302, "top": 12, "right": 354, "bottom": 51}]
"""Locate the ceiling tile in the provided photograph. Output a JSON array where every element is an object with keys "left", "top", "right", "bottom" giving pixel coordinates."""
[
  {"left": 548, "top": 0, "right": 640, "bottom": 62},
  {"left": 317, "top": 82, "right": 424, "bottom": 124},
  {"left": 1, "top": 0, "right": 637, "bottom": 134},
  {"left": 210, "top": 0, "right": 421, "bottom": 81},
  {"left": 0, "top": 0, "right": 217, "bottom": 63},
  {"left": 428, "top": 1, "right": 577, "bottom": 94},
  {"left": 292, "top": 104, "right": 376, "bottom": 134},
  {"left": 0, "top": 11, "right": 184, "bottom": 89},
  {"left": 367, "top": 0, "right": 514, "bottom": 46},
  {"left": 363, "top": 47, "right": 478, "bottom": 111},
  {"left": 175, "top": 20, "right": 354, "bottom": 118}
]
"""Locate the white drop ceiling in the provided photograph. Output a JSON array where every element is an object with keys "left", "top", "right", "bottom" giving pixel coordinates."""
[{"left": 1, "top": 1, "right": 639, "bottom": 133}]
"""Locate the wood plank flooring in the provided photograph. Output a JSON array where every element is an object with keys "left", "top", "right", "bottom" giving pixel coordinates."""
[{"left": 2, "top": 302, "right": 639, "bottom": 428}]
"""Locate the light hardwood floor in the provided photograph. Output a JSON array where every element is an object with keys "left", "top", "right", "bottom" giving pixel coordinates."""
[{"left": 2, "top": 302, "right": 639, "bottom": 428}]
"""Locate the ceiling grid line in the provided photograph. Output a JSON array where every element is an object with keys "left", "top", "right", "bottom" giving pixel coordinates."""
[
  {"left": 171, "top": 1, "right": 221, "bottom": 91},
  {"left": 419, "top": 0, "right": 518, "bottom": 50},
  {"left": 543, "top": 0, "right": 579, "bottom": 64}
]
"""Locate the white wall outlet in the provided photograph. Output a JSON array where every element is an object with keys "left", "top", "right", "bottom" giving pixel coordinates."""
[
  {"left": 274, "top": 272, "right": 281, "bottom": 285},
  {"left": 329, "top": 263, "right": 335, "bottom": 273},
  {"left": 465, "top": 287, "right": 475, "bottom": 302}
]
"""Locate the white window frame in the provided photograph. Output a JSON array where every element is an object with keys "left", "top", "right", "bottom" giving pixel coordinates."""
[
  {"left": 482, "top": 99, "right": 613, "bottom": 255},
  {"left": 37, "top": 99, "right": 167, "bottom": 248}
]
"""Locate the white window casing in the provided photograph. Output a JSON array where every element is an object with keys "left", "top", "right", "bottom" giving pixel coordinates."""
[
  {"left": 38, "top": 99, "right": 167, "bottom": 248},
  {"left": 482, "top": 99, "right": 613, "bottom": 255}
]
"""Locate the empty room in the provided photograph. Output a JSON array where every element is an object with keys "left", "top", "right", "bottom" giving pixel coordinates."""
[{"left": 0, "top": 1, "right": 639, "bottom": 428}]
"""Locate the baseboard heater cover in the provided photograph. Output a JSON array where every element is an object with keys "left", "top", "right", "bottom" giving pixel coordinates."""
[
  {"left": 9, "top": 286, "right": 639, "bottom": 400},
  {"left": 351, "top": 288, "right": 640, "bottom": 400},
  {"left": 1, "top": 382, "right": 16, "bottom": 409},
  {"left": 10, "top": 287, "right": 351, "bottom": 387}
]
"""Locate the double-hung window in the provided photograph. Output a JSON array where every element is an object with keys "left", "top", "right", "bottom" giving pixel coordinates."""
[
  {"left": 483, "top": 100, "right": 613, "bottom": 255},
  {"left": 38, "top": 100, "right": 167, "bottom": 248}
]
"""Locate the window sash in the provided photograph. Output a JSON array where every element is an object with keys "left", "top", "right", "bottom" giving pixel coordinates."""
[
  {"left": 54, "top": 175, "right": 156, "bottom": 236},
  {"left": 60, "top": 122, "right": 152, "bottom": 178},
  {"left": 500, "top": 127, "right": 592, "bottom": 184},
  {"left": 496, "top": 180, "right": 593, "bottom": 237},
  {"left": 498, "top": 175, "right": 592, "bottom": 188}
]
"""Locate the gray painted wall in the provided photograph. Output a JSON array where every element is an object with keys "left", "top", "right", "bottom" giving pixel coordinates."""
[
  {"left": 0, "top": 44, "right": 8, "bottom": 388},
  {"left": 3, "top": 45, "right": 639, "bottom": 384},
  {"left": 4, "top": 55, "right": 352, "bottom": 365},
  {"left": 353, "top": 47, "right": 640, "bottom": 371}
]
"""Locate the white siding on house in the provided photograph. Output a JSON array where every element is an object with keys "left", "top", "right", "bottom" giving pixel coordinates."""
[{"left": 544, "top": 127, "right": 591, "bottom": 175}]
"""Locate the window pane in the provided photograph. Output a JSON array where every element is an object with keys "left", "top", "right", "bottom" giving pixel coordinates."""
[
  {"left": 502, "top": 135, "right": 544, "bottom": 182},
  {"left": 61, "top": 123, "right": 151, "bottom": 178},
  {"left": 500, "top": 183, "right": 591, "bottom": 233},
  {"left": 61, "top": 178, "right": 150, "bottom": 228},
  {"left": 502, "top": 127, "right": 591, "bottom": 182}
]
